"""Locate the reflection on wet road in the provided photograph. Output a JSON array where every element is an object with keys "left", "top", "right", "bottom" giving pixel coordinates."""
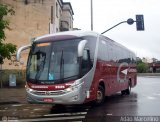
[{"left": 0, "top": 76, "right": 160, "bottom": 122}]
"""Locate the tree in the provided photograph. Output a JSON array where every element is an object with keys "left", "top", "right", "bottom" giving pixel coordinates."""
[
  {"left": 136, "top": 59, "right": 148, "bottom": 73},
  {"left": 0, "top": 4, "right": 16, "bottom": 64}
]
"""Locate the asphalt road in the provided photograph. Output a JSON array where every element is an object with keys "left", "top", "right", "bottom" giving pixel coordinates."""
[{"left": 0, "top": 76, "right": 160, "bottom": 122}]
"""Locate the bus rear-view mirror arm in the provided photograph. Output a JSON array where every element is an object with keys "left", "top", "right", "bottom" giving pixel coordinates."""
[
  {"left": 78, "top": 40, "right": 88, "bottom": 57},
  {"left": 16, "top": 45, "right": 31, "bottom": 61}
]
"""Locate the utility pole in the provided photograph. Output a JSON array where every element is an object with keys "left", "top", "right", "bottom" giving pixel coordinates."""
[{"left": 91, "top": 0, "right": 93, "bottom": 31}]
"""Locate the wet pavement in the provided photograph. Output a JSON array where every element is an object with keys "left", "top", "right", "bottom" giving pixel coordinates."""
[{"left": 0, "top": 76, "right": 160, "bottom": 122}]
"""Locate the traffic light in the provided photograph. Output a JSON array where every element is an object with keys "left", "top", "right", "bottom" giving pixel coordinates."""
[{"left": 136, "top": 15, "right": 145, "bottom": 31}]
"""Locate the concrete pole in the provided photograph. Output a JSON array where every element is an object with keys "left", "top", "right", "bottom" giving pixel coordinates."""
[{"left": 91, "top": 0, "right": 93, "bottom": 31}]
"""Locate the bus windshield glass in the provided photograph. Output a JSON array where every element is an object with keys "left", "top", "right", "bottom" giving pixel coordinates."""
[{"left": 26, "top": 39, "right": 81, "bottom": 84}]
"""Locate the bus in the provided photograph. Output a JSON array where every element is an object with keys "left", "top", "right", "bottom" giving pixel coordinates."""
[{"left": 16, "top": 31, "right": 137, "bottom": 105}]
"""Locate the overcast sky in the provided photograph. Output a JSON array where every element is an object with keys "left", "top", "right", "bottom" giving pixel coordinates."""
[{"left": 63, "top": 0, "right": 160, "bottom": 60}]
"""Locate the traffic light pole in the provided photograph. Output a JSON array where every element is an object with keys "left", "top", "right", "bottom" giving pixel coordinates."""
[
  {"left": 101, "top": 15, "right": 144, "bottom": 34},
  {"left": 101, "top": 18, "right": 135, "bottom": 34},
  {"left": 101, "top": 21, "right": 127, "bottom": 34}
]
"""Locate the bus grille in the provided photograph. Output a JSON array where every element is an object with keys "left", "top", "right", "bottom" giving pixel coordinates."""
[{"left": 31, "top": 90, "right": 66, "bottom": 95}]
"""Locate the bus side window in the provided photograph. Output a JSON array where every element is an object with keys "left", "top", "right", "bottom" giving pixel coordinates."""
[{"left": 81, "top": 49, "right": 92, "bottom": 75}]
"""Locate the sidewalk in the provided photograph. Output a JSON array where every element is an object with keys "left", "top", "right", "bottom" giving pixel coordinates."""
[
  {"left": 138, "top": 73, "right": 160, "bottom": 76},
  {"left": 0, "top": 88, "right": 27, "bottom": 105}
]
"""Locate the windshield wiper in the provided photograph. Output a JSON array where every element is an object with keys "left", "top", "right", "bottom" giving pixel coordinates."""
[{"left": 60, "top": 50, "right": 64, "bottom": 83}]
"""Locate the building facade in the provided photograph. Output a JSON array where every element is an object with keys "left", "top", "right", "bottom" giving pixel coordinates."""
[{"left": 0, "top": 0, "right": 74, "bottom": 69}]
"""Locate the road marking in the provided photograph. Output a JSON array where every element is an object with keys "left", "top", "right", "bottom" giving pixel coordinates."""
[
  {"left": 12, "top": 104, "right": 23, "bottom": 107},
  {"left": 153, "top": 93, "right": 160, "bottom": 96},
  {"left": 147, "top": 96, "right": 156, "bottom": 100},
  {"left": 23, "top": 109, "right": 29, "bottom": 111},
  {"left": 44, "top": 112, "right": 87, "bottom": 117},
  {"left": 19, "top": 116, "right": 85, "bottom": 122},
  {"left": 33, "top": 108, "right": 43, "bottom": 111},
  {"left": 106, "top": 113, "right": 112, "bottom": 116}
]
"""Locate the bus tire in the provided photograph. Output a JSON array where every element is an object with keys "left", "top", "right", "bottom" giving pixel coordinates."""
[
  {"left": 121, "top": 90, "right": 126, "bottom": 95},
  {"left": 94, "top": 85, "right": 105, "bottom": 105},
  {"left": 125, "top": 81, "right": 131, "bottom": 95},
  {"left": 121, "top": 80, "right": 131, "bottom": 95}
]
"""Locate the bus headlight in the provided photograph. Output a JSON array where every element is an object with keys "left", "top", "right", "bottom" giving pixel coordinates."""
[
  {"left": 65, "top": 87, "right": 73, "bottom": 92},
  {"left": 65, "top": 86, "right": 77, "bottom": 92},
  {"left": 64, "top": 81, "right": 84, "bottom": 92},
  {"left": 25, "top": 84, "right": 34, "bottom": 92}
]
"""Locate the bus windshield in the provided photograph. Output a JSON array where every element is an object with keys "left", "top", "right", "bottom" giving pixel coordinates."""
[{"left": 26, "top": 39, "right": 81, "bottom": 84}]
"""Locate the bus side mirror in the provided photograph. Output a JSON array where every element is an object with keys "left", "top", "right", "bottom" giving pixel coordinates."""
[
  {"left": 78, "top": 40, "right": 87, "bottom": 57},
  {"left": 16, "top": 45, "right": 31, "bottom": 61}
]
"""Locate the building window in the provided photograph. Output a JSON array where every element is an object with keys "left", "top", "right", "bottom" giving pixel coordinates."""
[
  {"left": 51, "top": 6, "right": 53, "bottom": 24},
  {"left": 56, "top": 2, "right": 58, "bottom": 18},
  {"left": 56, "top": 28, "right": 59, "bottom": 32},
  {"left": 59, "top": 8, "right": 61, "bottom": 17},
  {"left": 70, "top": 18, "right": 72, "bottom": 28}
]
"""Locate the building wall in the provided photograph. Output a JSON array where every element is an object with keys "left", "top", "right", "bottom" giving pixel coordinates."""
[
  {"left": 0, "top": 0, "right": 74, "bottom": 69},
  {"left": 61, "top": 3, "right": 74, "bottom": 31},
  {"left": 61, "top": 10, "right": 73, "bottom": 30}
]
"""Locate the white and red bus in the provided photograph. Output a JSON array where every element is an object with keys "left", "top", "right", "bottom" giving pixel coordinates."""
[{"left": 16, "top": 31, "right": 137, "bottom": 105}]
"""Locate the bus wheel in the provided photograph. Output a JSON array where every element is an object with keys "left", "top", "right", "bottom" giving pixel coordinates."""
[
  {"left": 126, "top": 81, "right": 131, "bottom": 95},
  {"left": 121, "top": 81, "right": 131, "bottom": 95},
  {"left": 121, "top": 90, "right": 126, "bottom": 95},
  {"left": 95, "top": 86, "right": 105, "bottom": 105}
]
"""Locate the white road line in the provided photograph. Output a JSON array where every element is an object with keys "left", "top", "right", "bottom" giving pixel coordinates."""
[
  {"left": 147, "top": 96, "right": 156, "bottom": 100},
  {"left": 1, "top": 120, "right": 19, "bottom": 122},
  {"left": 44, "top": 112, "right": 87, "bottom": 117},
  {"left": 0, "top": 110, "right": 6, "bottom": 112},
  {"left": 33, "top": 108, "right": 43, "bottom": 111},
  {"left": 23, "top": 109, "right": 29, "bottom": 111},
  {"left": 19, "top": 116, "right": 85, "bottom": 122},
  {"left": 153, "top": 93, "right": 160, "bottom": 96},
  {"left": 12, "top": 104, "right": 23, "bottom": 107},
  {"left": 106, "top": 113, "right": 113, "bottom": 116}
]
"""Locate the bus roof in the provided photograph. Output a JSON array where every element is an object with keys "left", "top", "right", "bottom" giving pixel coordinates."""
[
  {"left": 32, "top": 30, "right": 135, "bottom": 56},
  {"left": 33, "top": 31, "right": 99, "bottom": 43}
]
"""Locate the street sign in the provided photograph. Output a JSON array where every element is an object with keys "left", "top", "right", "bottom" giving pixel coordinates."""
[{"left": 136, "top": 15, "right": 145, "bottom": 31}]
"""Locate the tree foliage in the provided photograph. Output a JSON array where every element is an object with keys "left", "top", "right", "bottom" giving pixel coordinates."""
[
  {"left": 136, "top": 59, "right": 148, "bottom": 73},
  {"left": 0, "top": 4, "right": 16, "bottom": 64}
]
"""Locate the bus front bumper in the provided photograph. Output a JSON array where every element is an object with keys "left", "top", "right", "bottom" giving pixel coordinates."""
[{"left": 26, "top": 83, "right": 86, "bottom": 105}]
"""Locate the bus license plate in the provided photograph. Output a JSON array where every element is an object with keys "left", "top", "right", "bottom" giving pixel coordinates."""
[{"left": 43, "top": 98, "right": 53, "bottom": 103}]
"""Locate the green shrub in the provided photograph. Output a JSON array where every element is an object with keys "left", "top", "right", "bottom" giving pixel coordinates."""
[{"left": 137, "top": 62, "right": 148, "bottom": 73}]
